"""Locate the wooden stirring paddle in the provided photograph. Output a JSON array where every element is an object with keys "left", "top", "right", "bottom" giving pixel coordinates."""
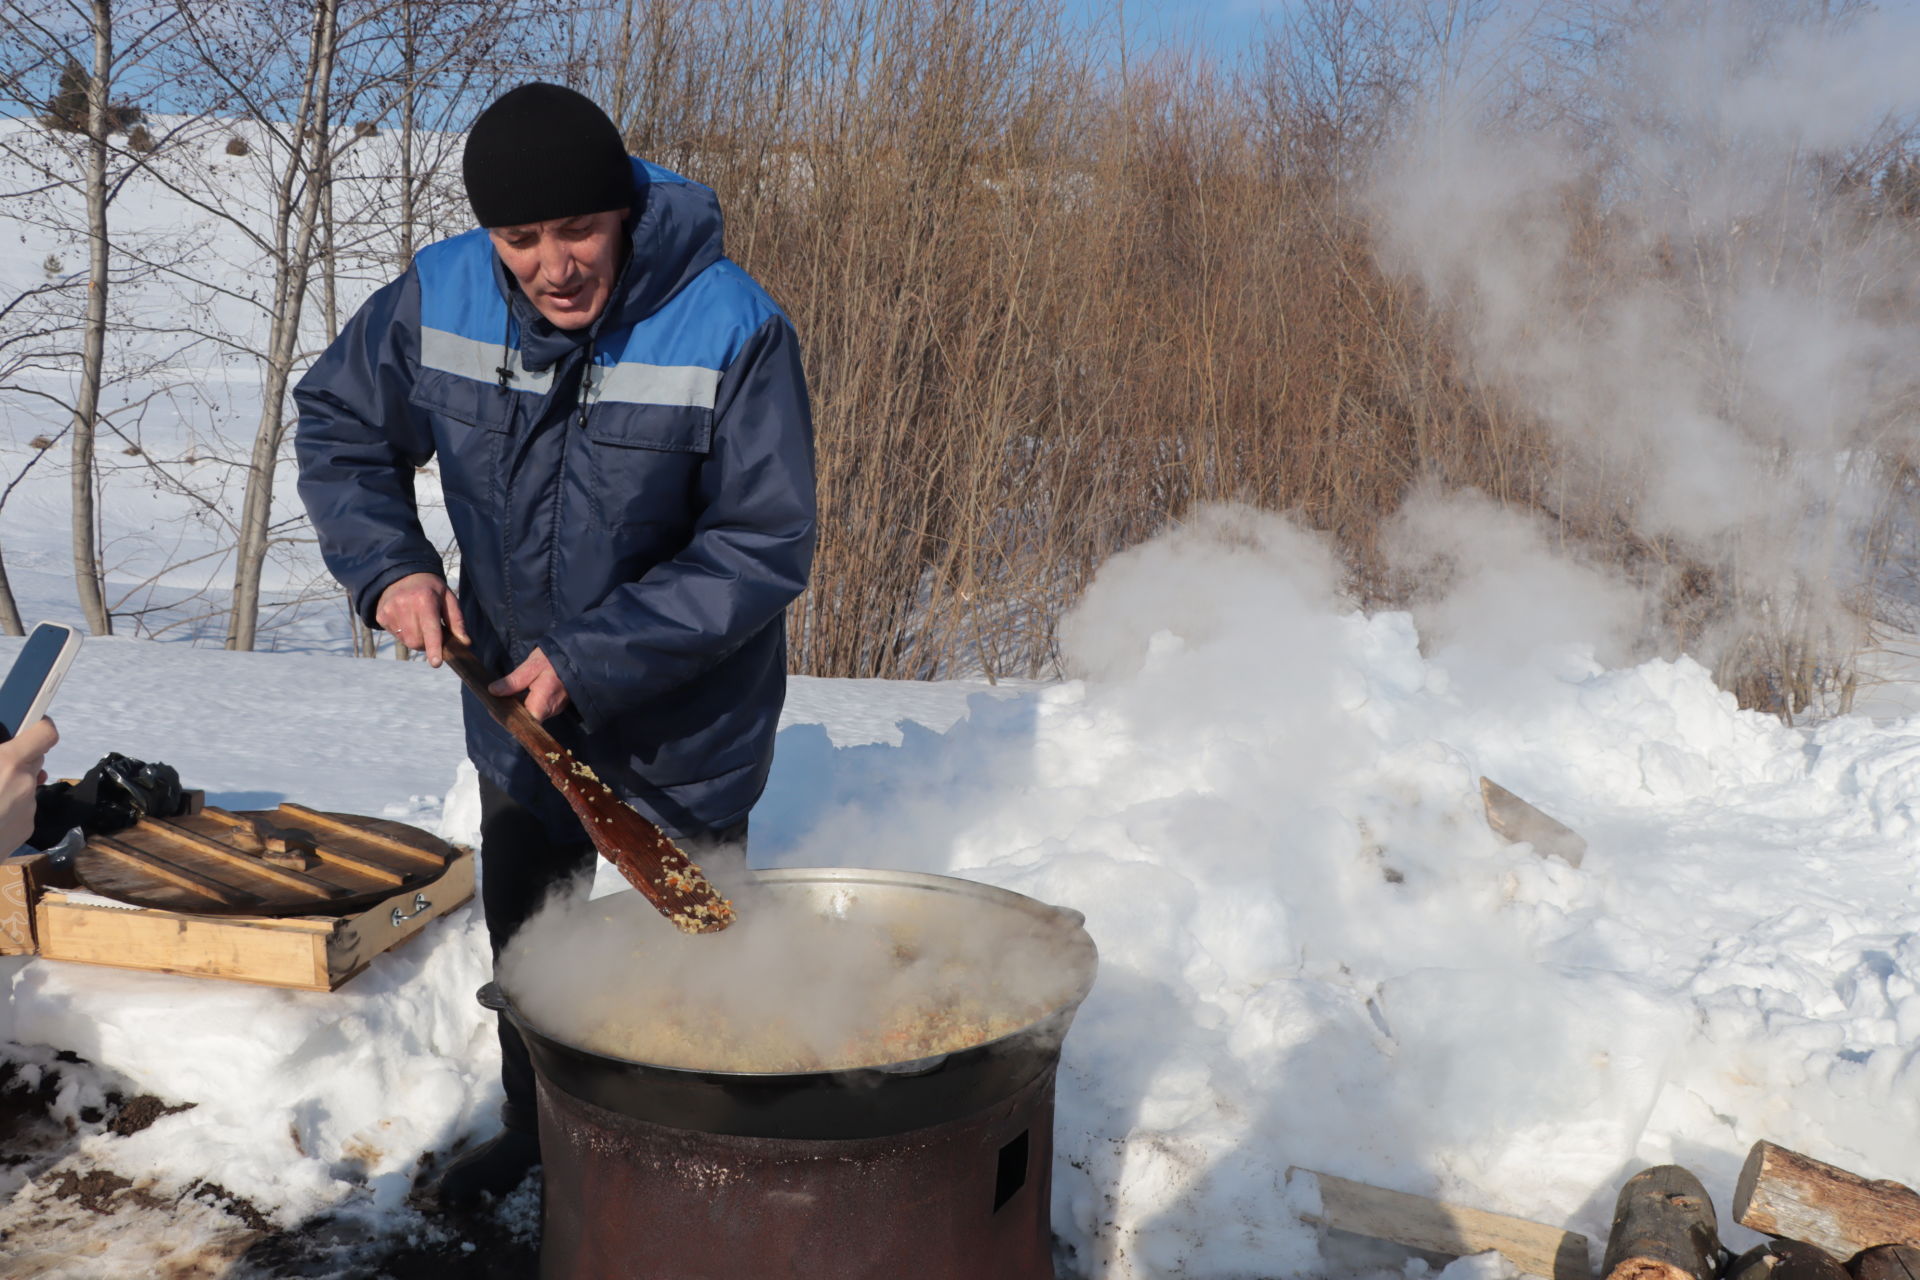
[{"left": 440, "top": 635, "right": 735, "bottom": 934}]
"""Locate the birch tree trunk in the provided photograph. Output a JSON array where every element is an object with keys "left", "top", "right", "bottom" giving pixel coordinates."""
[
  {"left": 399, "top": 0, "right": 416, "bottom": 263},
  {"left": 320, "top": 165, "right": 337, "bottom": 344},
  {"left": 226, "top": 0, "right": 338, "bottom": 652},
  {"left": 0, "top": 540, "right": 25, "bottom": 637},
  {"left": 71, "top": 0, "right": 115, "bottom": 635},
  {"left": 393, "top": 0, "right": 417, "bottom": 660}
]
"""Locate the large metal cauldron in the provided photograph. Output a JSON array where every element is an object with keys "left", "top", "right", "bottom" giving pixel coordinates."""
[{"left": 480, "top": 867, "right": 1098, "bottom": 1280}]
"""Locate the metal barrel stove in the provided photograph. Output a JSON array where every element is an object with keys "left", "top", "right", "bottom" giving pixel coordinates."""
[{"left": 479, "top": 867, "right": 1100, "bottom": 1280}]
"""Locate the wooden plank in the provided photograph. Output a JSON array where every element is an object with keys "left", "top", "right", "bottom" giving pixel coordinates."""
[
  {"left": 140, "top": 819, "right": 352, "bottom": 899},
  {"left": 199, "top": 807, "right": 407, "bottom": 887},
  {"left": 1735, "top": 1141, "right": 1920, "bottom": 1260},
  {"left": 273, "top": 804, "right": 446, "bottom": 869},
  {"left": 34, "top": 898, "right": 329, "bottom": 990},
  {"left": 1294, "top": 1168, "right": 1593, "bottom": 1280},
  {"left": 1481, "top": 778, "right": 1587, "bottom": 868},
  {"left": 0, "top": 853, "right": 45, "bottom": 955},
  {"left": 1603, "top": 1166, "right": 1720, "bottom": 1280},
  {"left": 322, "top": 848, "right": 475, "bottom": 985},
  {"left": 306, "top": 843, "right": 408, "bottom": 887},
  {"left": 36, "top": 891, "right": 337, "bottom": 934},
  {"left": 91, "top": 834, "right": 258, "bottom": 906}
]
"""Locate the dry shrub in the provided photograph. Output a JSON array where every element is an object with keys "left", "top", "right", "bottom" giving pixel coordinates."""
[
  {"left": 588, "top": 0, "right": 1522, "bottom": 680},
  {"left": 580, "top": 0, "right": 1909, "bottom": 709}
]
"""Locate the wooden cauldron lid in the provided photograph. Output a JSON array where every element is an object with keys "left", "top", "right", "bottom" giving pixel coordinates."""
[{"left": 74, "top": 803, "right": 460, "bottom": 918}]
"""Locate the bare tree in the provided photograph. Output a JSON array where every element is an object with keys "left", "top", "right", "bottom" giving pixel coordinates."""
[
  {"left": 228, "top": 0, "right": 339, "bottom": 651},
  {"left": 67, "top": 0, "right": 117, "bottom": 634},
  {"left": 0, "top": 0, "right": 188, "bottom": 635},
  {"left": 134, "top": 0, "right": 554, "bottom": 652},
  {"left": 0, "top": 281, "right": 72, "bottom": 637}
]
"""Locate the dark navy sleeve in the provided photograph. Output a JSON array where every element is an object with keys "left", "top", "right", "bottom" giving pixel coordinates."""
[
  {"left": 293, "top": 268, "right": 447, "bottom": 626},
  {"left": 540, "top": 316, "right": 817, "bottom": 730}
]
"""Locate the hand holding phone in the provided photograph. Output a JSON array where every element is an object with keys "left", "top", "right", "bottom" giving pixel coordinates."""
[
  {"left": 0, "top": 717, "right": 57, "bottom": 851},
  {"left": 0, "top": 622, "right": 81, "bottom": 744}
]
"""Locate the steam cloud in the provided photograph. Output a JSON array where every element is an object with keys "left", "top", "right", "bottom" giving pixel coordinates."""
[
  {"left": 498, "top": 867, "right": 1087, "bottom": 1073},
  {"left": 1369, "top": 0, "right": 1920, "bottom": 705}
]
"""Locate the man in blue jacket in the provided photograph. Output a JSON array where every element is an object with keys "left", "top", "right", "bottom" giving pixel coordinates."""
[{"left": 294, "top": 83, "right": 816, "bottom": 1205}]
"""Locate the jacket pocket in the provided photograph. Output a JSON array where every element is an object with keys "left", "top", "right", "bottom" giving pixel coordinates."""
[
  {"left": 410, "top": 376, "right": 511, "bottom": 510},
  {"left": 578, "top": 403, "right": 712, "bottom": 531}
]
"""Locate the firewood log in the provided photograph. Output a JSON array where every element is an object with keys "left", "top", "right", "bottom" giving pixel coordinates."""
[
  {"left": 1480, "top": 778, "right": 1587, "bottom": 867},
  {"left": 1290, "top": 1168, "right": 1593, "bottom": 1280},
  {"left": 1848, "top": 1246, "right": 1920, "bottom": 1280},
  {"left": 1729, "top": 1240, "right": 1852, "bottom": 1280},
  {"left": 1735, "top": 1142, "right": 1920, "bottom": 1260},
  {"left": 1602, "top": 1166, "right": 1722, "bottom": 1280}
]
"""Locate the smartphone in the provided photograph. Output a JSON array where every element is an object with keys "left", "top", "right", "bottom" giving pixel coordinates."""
[{"left": 0, "top": 622, "right": 81, "bottom": 743}]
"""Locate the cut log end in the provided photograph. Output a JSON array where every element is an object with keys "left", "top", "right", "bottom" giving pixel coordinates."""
[
  {"left": 1850, "top": 1245, "right": 1920, "bottom": 1280},
  {"left": 1734, "top": 1141, "right": 1773, "bottom": 1222},
  {"left": 1730, "top": 1240, "right": 1853, "bottom": 1280},
  {"left": 1602, "top": 1166, "right": 1720, "bottom": 1280},
  {"left": 1608, "top": 1260, "right": 1703, "bottom": 1280}
]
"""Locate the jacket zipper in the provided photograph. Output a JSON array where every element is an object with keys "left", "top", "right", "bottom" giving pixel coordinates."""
[
  {"left": 499, "top": 311, "right": 520, "bottom": 658},
  {"left": 546, "top": 337, "right": 594, "bottom": 637}
]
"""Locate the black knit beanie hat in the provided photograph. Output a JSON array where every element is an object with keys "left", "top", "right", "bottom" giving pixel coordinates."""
[{"left": 463, "top": 83, "right": 635, "bottom": 228}]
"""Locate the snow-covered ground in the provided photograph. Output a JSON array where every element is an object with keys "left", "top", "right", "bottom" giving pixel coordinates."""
[{"left": 3, "top": 507, "right": 1920, "bottom": 1277}]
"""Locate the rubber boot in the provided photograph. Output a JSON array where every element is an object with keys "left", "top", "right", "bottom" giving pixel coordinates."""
[{"left": 432, "top": 1127, "right": 541, "bottom": 1209}]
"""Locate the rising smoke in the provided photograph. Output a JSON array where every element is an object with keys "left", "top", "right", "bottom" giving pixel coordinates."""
[
  {"left": 1369, "top": 0, "right": 1920, "bottom": 715},
  {"left": 498, "top": 868, "right": 1089, "bottom": 1073}
]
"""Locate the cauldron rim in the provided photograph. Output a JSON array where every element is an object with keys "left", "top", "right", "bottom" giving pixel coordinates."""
[{"left": 487, "top": 865, "right": 1099, "bottom": 1083}]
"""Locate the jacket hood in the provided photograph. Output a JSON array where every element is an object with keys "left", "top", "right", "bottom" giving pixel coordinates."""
[{"left": 500, "top": 157, "right": 728, "bottom": 371}]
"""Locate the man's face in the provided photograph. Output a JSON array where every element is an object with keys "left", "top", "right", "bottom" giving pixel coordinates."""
[{"left": 487, "top": 208, "right": 628, "bottom": 330}]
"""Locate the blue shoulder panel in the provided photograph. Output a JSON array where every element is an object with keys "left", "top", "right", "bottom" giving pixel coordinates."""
[
  {"left": 637, "top": 157, "right": 698, "bottom": 188},
  {"left": 415, "top": 230, "right": 505, "bottom": 345},
  {"left": 413, "top": 185, "right": 785, "bottom": 406},
  {"left": 602, "top": 259, "right": 785, "bottom": 372}
]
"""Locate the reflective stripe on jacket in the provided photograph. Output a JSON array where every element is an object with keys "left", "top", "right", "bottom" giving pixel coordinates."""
[{"left": 294, "top": 158, "right": 816, "bottom": 837}]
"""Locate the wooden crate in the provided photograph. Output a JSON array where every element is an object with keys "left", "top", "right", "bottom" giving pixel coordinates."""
[
  {"left": 0, "top": 851, "right": 48, "bottom": 955},
  {"left": 0, "top": 788, "right": 207, "bottom": 957},
  {"left": 30, "top": 845, "right": 473, "bottom": 992}
]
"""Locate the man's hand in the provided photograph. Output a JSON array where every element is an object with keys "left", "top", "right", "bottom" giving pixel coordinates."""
[
  {"left": 489, "top": 647, "right": 571, "bottom": 721},
  {"left": 374, "top": 572, "right": 469, "bottom": 667},
  {"left": 0, "top": 717, "right": 57, "bottom": 851}
]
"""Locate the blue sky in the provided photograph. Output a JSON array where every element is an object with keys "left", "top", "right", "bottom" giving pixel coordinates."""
[{"left": 1074, "top": 0, "right": 1288, "bottom": 58}]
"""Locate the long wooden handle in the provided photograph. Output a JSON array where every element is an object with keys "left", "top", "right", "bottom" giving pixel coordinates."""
[
  {"left": 439, "top": 636, "right": 735, "bottom": 933},
  {"left": 439, "top": 637, "right": 568, "bottom": 761}
]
